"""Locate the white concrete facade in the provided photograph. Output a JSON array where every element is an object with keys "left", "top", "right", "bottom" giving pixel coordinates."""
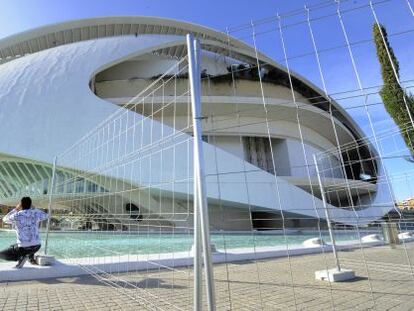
[{"left": 0, "top": 17, "right": 394, "bottom": 230}]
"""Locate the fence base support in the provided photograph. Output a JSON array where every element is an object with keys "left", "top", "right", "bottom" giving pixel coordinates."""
[
  {"left": 36, "top": 255, "right": 55, "bottom": 266},
  {"left": 315, "top": 268, "right": 355, "bottom": 282}
]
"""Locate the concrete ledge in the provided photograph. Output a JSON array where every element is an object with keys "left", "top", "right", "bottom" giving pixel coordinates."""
[{"left": 0, "top": 238, "right": 389, "bottom": 282}]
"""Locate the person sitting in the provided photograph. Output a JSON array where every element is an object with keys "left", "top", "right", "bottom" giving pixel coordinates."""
[{"left": 0, "top": 197, "right": 48, "bottom": 268}]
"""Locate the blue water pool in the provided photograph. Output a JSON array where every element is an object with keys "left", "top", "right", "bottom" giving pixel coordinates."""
[{"left": 0, "top": 230, "right": 362, "bottom": 260}]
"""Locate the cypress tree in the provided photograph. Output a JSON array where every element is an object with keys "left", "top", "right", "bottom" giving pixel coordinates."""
[{"left": 373, "top": 23, "right": 414, "bottom": 152}]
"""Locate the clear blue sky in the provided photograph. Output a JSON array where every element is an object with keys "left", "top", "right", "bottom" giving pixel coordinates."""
[
  {"left": 0, "top": 0, "right": 325, "bottom": 38},
  {"left": 2, "top": 0, "right": 414, "bottom": 201}
]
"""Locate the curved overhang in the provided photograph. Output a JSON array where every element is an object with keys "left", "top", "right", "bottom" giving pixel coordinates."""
[{"left": 107, "top": 95, "right": 356, "bottom": 150}]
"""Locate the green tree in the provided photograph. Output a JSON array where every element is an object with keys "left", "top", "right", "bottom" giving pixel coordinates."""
[{"left": 373, "top": 23, "right": 414, "bottom": 153}]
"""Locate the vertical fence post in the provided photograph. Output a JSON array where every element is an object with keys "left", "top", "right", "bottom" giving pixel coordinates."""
[
  {"left": 313, "top": 154, "right": 341, "bottom": 271},
  {"left": 44, "top": 155, "right": 57, "bottom": 255},
  {"left": 189, "top": 34, "right": 203, "bottom": 311},
  {"left": 193, "top": 173, "right": 202, "bottom": 311},
  {"left": 187, "top": 33, "right": 216, "bottom": 311}
]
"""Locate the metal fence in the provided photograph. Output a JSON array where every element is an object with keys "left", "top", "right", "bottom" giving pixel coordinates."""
[{"left": 2, "top": 0, "right": 414, "bottom": 310}]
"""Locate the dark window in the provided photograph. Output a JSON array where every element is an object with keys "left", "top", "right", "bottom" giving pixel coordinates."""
[
  {"left": 125, "top": 203, "right": 143, "bottom": 221},
  {"left": 243, "top": 137, "right": 274, "bottom": 173}
]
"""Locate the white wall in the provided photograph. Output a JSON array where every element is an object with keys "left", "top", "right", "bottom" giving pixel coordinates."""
[
  {"left": 272, "top": 139, "right": 291, "bottom": 176},
  {"left": 0, "top": 35, "right": 184, "bottom": 164},
  {"left": 209, "top": 136, "right": 245, "bottom": 159},
  {"left": 281, "top": 139, "right": 343, "bottom": 179}
]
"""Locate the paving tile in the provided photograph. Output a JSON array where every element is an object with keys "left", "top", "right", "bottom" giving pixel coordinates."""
[{"left": 2, "top": 245, "right": 414, "bottom": 309}]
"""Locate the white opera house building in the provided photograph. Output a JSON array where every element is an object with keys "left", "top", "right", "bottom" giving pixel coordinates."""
[{"left": 0, "top": 17, "right": 393, "bottom": 231}]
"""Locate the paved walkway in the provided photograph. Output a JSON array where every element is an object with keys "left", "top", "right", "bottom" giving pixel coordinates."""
[{"left": 2, "top": 244, "right": 414, "bottom": 310}]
